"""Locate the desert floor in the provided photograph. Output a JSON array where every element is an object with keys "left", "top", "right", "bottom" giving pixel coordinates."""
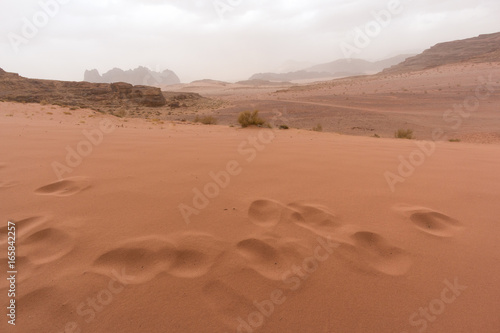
[
  {"left": 164, "top": 63, "right": 500, "bottom": 142},
  {"left": 1, "top": 98, "right": 500, "bottom": 333}
]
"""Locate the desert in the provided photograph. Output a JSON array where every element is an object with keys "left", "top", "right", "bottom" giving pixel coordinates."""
[{"left": 1, "top": 2, "right": 500, "bottom": 333}]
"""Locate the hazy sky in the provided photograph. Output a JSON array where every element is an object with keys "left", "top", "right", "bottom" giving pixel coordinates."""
[{"left": 1, "top": 0, "right": 499, "bottom": 83}]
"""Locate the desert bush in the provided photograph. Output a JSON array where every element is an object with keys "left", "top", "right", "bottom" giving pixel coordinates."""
[
  {"left": 449, "top": 139, "right": 461, "bottom": 142},
  {"left": 115, "top": 109, "right": 127, "bottom": 118},
  {"left": 279, "top": 125, "right": 289, "bottom": 130},
  {"left": 238, "top": 110, "right": 266, "bottom": 128},
  {"left": 194, "top": 115, "right": 217, "bottom": 125},
  {"left": 312, "top": 124, "right": 323, "bottom": 132},
  {"left": 373, "top": 134, "right": 380, "bottom": 138},
  {"left": 394, "top": 129, "right": 413, "bottom": 139},
  {"left": 40, "top": 99, "right": 49, "bottom": 106}
]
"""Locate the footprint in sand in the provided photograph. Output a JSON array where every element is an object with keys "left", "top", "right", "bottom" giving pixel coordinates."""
[
  {"left": 0, "top": 216, "right": 48, "bottom": 245},
  {"left": 286, "top": 201, "right": 341, "bottom": 236},
  {"left": 248, "top": 199, "right": 284, "bottom": 228},
  {"left": 34, "top": 176, "right": 91, "bottom": 197},
  {"left": 244, "top": 199, "right": 412, "bottom": 276},
  {"left": 336, "top": 231, "right": 412, "bottom": 276},
  {"left": 1, "top": 215, "right": 74, "bottom": 265},
  {"left": 394, "top": 205, "right": 463, "bottom": 237},
  {"left": 236, "top": 237, "right": 311, "bottom": 281},
  {"left": 21, "top": 227, "right": 75, "bottom": 265},
  {"left": 93, "top": 237, "right": 177, "bottom": 284},
  {"left": 410, "top": 211, "right": 462, "bottom": 237},
  {"left": 248, "top": 199, "right": 340, "bottom": 237},
  {"left": 92, "top": 233, "right": 225, "bottom": 284}
]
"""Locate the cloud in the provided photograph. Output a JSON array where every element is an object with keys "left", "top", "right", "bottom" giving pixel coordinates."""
[{"left": 1, "top": 0, "right": 499, "bottom": 82}]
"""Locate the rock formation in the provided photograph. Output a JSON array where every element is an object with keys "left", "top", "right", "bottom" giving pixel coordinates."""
[{"left": 84, "top": 66, "right": 181, "bottom": 86}]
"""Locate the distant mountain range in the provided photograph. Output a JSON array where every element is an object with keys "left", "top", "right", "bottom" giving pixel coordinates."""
[
  {"left": 383, "top": 32, "right": 500, "bottom": 73},
  {"left": 250, "top": 54, "right": 414, "bottom": 82},
  {"left": 84, "top": 66, "right": 180, "bottom": 86}
]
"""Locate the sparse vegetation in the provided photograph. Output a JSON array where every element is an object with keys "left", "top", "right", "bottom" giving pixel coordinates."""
[
  {"left": 449, "top": 139, "right": 461, "bottom": 142},
  {"left": 373, "top": 134, "right": 380, "bottom": 138},
  {"left": 63, "top": 111, "right": 72, "bottom": 115},
  {"left": 312, "top": 124, "right": 323, "bottom": 132},
  {"left": 238, "top": 110, "right": 266, "bottom": 128},
  {"left": 279, "top": 125, "right": 289, "bottom": 130},
  {"left": 194, "top": 115, "right": 217, "bottom": 125},
  {"left": 70, "top": 107, "right": 78, "bottom": 110},
  {"left": 114, "top": 109, "right": 127, "bottom": 118},
  {"left": 40, "top": 99, "right": 49, "bottom": 106},
  {"left": 394, "top": 129, "right": 414, "bottom": 139}
]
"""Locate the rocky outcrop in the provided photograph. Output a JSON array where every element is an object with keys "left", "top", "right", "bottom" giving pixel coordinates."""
[
  {"left": 383, "top": 32, "right": 500, "bottom": 74},
  {"left": 0, "top": 69, "right": 166, "bottom": 107},
  {"left": 110, "top": 82, "right": 166, "bottom": 107},
  {"left": 84, "top": 66, "right": 181, "bottom": 86}
]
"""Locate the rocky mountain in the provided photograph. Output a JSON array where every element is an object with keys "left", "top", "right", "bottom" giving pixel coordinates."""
[
  {"left": 250, "top": 54, "right": 414, "bottom": 81},
  {"left": 84, "top": 66, "right": 181, "bottom": 86},
  {"left": 0, "top": 68, "right": 167, "bottom": 108},
  {"left": 383, "top": 32, "right": 500, "bottom": 74}
]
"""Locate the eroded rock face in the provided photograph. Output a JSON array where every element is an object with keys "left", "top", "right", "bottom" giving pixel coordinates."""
[
  {"left": 111, "top": 82, "right": 166, "bottom": 106},
  {"left": 84, "top": 66, "right": 181, "bottom": 86},
  {"left": 384, "top": 32, "right": 500, "bottom": 74},
  {"left": 111, "top": 82, "right": 133, "bottom": 96}
]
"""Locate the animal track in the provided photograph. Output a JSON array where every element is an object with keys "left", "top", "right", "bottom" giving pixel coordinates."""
[
  {"left": 248, "top": 199, "right": 283, "bottom": 227},
  {"left": 394, "top": 205, "right": 463, "bottom": 237},
  {"left": 286, "top": 202, "right": 340, "bottom": 235},
  {"left": 236, "top": 237, "right": 309, "bottom": 280},
  {"left": 0, "top": 216, "right": 48, "bottom": 245},
  {"left": 34, "top": 176, "right": 91, "bottom": 197},
  {"left": 0, "top": 216, "right": 74, "bottom": 266},
  {"left": 336, "top": 231, "right": 412, "bottom": 276},
  {"left": 22, "top": 227, "right": 75, "bottom": 264},
  {"left": 410, "top": 211, "right": 462, "bottom": 237},
  {"left": 92, "top": 233, "right": 225, "bottom": 283},
  {"left": 243, "top": 199, "right": 412, "bottom": 278}
]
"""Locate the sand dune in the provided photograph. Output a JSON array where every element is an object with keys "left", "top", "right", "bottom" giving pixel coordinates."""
[{"left": 1, "top": 101, "right": 500, "bottom": 332}]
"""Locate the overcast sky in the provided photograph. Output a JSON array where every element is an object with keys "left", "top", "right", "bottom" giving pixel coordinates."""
[{"left": 1, "top": 0, "right": 499, "bottom": 83}]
